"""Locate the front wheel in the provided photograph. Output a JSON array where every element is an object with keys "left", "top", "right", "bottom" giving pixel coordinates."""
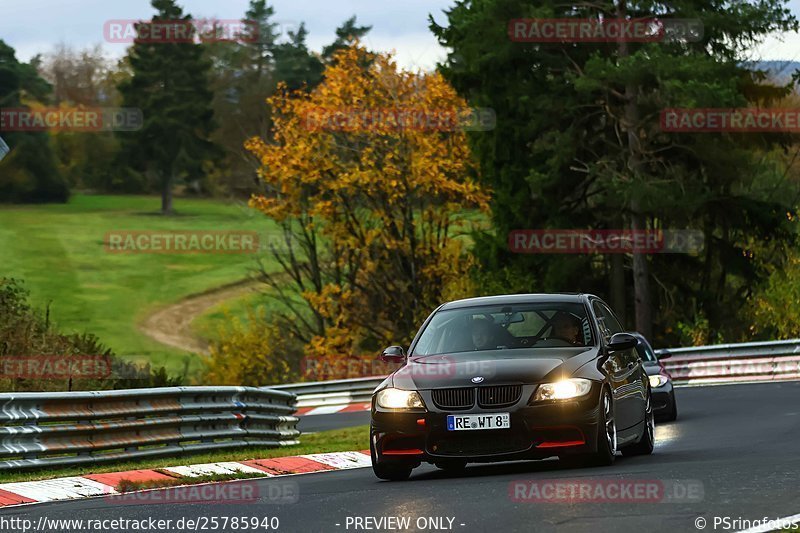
[
  {"left": 663, "top": 393, "right": 678, "bottom": 422},
  {"left": 370, "top": 432, "right": 414, "bottom": 481},
  {"left": 372, "top": 461, "right": 413, "bottom": 481},
  {"left": 435, "top": 460, "right": 467, "bottom": 473},
  {"left": 563, "top": 389, "right": 616, "bottom": 467}
]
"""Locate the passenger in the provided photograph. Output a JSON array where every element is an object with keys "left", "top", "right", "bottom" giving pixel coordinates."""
[
  {"left": 470, "top": 318, "right": 494, "bottom": 350},
  {"left": 550, "top": 312, "right": 583, "bottom": 345}
]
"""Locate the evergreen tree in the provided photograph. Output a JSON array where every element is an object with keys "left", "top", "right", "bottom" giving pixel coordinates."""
[
  {"left": 206, "top": 0, "right": 281, "bottom": 195},
  {"left": 322, "top": 16, "right": 372, "bottom": 62},
  {"left": 432, "top": 0, "right": 798, "bottom": 342},
  {"left": 117, "top": 0, "right": 217, "bottom": 214},
  {"left": 242, "top": 0, "right": 280, "bottom": 79},
  {"left": 272, "top": 23, "right": 324, "bottom": 90}
]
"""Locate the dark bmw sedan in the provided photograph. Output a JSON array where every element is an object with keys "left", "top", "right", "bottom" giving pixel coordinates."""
[
  {"left": 370, "top": 293, "right": 655, "bottom": 480},
  {"left": 632, "top": 333, "right": 678, "bottom": 421}
]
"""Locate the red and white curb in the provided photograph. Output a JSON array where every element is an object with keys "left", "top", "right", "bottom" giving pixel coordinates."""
[
  {"left": 295, "top": 402, "right": 371, "bottom": 416},
  {"left": 0, "top": 451, "right": 371, "bottom": 508}
]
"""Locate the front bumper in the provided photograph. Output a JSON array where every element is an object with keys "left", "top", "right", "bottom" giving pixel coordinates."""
[
  {"left": 651, "top": 381, "right": 675, "bottom": 416},
  {"left": 371, "top": 384, "right": 603, "bottom": 465}
]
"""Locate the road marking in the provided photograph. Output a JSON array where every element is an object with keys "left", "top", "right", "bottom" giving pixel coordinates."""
[
  {"left": 162, "top": 462, "right": 265, "bottom": 477},
  {"left": 301, "top": 451, "right": 371, "bottom": 469},
  {"left": 0, "top": 477, "right": 115, "bottom": 502}
]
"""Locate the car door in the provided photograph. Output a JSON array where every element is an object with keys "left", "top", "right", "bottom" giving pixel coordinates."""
[{"left": 591, "top": 300, "right": 641, "bottom": 430}]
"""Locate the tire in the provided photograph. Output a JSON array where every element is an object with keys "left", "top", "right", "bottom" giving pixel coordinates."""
[
  {"left": 622, "top": 388, "right": 655, "bottom": 456},
  {"left": 435, "top": 460, "right": 467, "bottom": 473},
  {"left": 564, "top": 388, "right": 616, "bottom": 467},
  {"left": 372, "top": 461, "right": 413, "bottom": 481},
  {"left": 370, "top": 432, "right": 414, "bottom": 481},
  {"left": 664, "top": 393, "right": 678, "bottom": 422}
]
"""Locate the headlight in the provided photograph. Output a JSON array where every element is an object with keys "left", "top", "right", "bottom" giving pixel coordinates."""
[
  {"left": 533, "top": 378, "right": 593, "bottom": 401},
  {"left": 649, "top": 374, "right": 670, "bottom": 388},
  {"left": 376, "top": 388, "right": 426, "bottom": 410}
]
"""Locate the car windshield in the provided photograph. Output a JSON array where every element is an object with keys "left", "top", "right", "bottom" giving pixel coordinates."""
[
  {"left": 412, "top": 302, "right": 594, "bottom": 356},
  {"left": 636, "top": 339, "right": 658, "bottom": 362}
]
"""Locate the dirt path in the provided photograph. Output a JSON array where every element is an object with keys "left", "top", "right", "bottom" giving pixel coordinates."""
[{"left": 139, "top": 278, "right": 262, "bottom": 355}]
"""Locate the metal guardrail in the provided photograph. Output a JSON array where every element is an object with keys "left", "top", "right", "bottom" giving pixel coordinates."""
[
  {"left": 277, "top": 339, "right": 800, "bottom": 406},
  {"left": 665, "top": 355, "right": 800, "bottom": 385},
  {"left": 272, "top": 377, "right": 382, "bottom": 408},
  {"left": 0, "top": 386, "right": 299, "bottom": 470},
  {"left": 657, "top": 338, "right": 800, "bottom": 360},
  {"left": 660, "top": 339, "right": 800, "bottom": 385}
]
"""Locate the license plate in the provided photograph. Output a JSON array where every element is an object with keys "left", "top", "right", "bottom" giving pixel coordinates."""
[{"left": 446, "top": 413, "right": 510, "bottom": 431}]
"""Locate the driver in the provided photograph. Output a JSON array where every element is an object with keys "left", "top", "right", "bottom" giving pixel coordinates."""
[
  {"left": 550, "top": 312, "right": 583, "bottom": 345},
  {"left": 470, "top": 318, "right": 494, "bottom": 350}
]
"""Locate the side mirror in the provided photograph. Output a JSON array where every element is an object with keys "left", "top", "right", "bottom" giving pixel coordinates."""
[
  {"left": 380, "top": 345, "right": 406, "bottom": 363},
  {"left": 655, "top": 349, "right": 672, "bottom": 360},
  {"left": 607, "top": 332, "right": 638, "bottom": 352}
]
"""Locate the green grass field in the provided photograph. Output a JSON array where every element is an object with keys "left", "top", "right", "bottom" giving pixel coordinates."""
[{"left": 0, "top": 194, "right": 281, "bottom": 378}]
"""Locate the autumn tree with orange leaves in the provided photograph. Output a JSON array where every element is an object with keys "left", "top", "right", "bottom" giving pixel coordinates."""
[{"left": 207, "top": 44, "right": 488, "bottom": 383}]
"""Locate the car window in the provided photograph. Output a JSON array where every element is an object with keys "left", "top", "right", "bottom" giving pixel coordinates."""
[
  {"left": 412, "top": 302, "right": 593, "bottom": 356},
  {"left": 592, "top": 301, "right": 623, "bottom": 341},
  {"left": 636, "top": 339, "right": 657, "bottom": 362},
  {"left": 601, "top": 303, "right": 624, "bottom": 332}
]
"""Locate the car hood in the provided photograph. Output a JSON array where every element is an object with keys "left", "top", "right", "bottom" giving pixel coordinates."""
[
  {"left": 390, "top": 347, "right": 597, "bottom": 390},
  {"left": 643, "top": 360, "right": 671, "bottom": 378},
  {"left": 643, "top": 361, "right": 662, "bottom": 375}
]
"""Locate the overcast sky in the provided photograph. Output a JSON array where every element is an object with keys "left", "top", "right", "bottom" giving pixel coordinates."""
[{"left": 2, "top": 0, "right": 800, "bottom": 70}]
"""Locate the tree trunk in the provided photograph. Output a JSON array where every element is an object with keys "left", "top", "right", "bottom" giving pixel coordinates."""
[
  {"left": 162, "top": 172, "right": 174, "bottom": 215},
  {"left": 617, "top": 0, "right": 652, "bottom": 338},
  {"left": 631, "top": 206, "right": 652, "bottom": 338},
  {"left": 610, "top": 253, "right": 627, "bottom": 324}
]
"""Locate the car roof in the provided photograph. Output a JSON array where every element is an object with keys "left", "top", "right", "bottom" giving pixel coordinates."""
[{"left": 440, "top": 293, "right": 593, "bottom": 310}]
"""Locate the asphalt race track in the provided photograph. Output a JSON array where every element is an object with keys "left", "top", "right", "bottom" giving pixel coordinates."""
[
  {"left": 299, "top": 411, "right": 370, "bottom": 433},
  {"left": 3, "top": 381, "right": 799, "bottom": 533}
]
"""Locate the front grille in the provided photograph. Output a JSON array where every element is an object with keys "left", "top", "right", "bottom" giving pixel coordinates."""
[
  {"left": 431, "top": 388, "right": 474, "bottom": 410},
  {"left": 430, "top": 432, "right": 530, "bottom": 456},
  {"left": 477, "top": 385, "right": 522, "bottom": 408}
]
